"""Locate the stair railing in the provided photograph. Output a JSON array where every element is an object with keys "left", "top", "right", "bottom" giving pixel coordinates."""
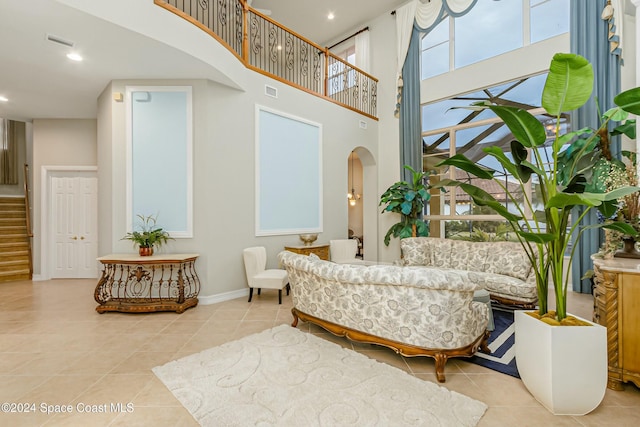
[
  {"left": 155, "top": 0, "right": 378, "bottom": 120},
  {"left": 23, "top": 163, "right": 33, "bottom": 278}
]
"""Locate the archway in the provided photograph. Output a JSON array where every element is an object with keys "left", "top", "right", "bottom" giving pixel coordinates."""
[{"left": 347, "top": 147, "right": 376, "bottom": 261}]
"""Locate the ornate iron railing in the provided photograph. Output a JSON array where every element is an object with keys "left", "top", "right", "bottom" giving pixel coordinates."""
[{"left": 155, "top": 0, "right": 378, "bottom": 119}]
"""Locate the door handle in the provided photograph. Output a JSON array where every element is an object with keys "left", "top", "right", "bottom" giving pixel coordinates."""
[
  {"left": 80, "top": 236, "right": 85, "bottom": 240},
  {"left": 71, "top": 236, "right": 78, "bottom": 240}
]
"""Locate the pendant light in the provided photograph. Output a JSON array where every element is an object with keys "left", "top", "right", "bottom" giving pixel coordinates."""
[{"left": 347, "top": 151, "right": 361, "bottom": 206}]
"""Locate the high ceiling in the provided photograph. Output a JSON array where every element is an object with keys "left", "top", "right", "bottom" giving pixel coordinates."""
[
  {"left": 0, "top": 0, "right": 405, "bottom": 123},
  {"left": 250, "top": 0, "right": 406, "bottom": 46}
]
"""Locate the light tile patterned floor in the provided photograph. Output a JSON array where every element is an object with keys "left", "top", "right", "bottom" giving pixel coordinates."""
[{"left": 0, "top": 279, "right": 638, "bottom": 426}]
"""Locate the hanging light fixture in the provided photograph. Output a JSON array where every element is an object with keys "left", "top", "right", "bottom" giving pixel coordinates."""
[{"left": 347, "top": 151, "right": 361, "bottom": 206}]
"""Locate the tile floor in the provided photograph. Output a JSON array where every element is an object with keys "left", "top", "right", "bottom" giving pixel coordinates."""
[{"left": 0, "top": 279, "right": 638, "bottom": 426}]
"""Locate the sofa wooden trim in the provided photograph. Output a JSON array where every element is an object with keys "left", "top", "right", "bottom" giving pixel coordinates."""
[
  {"left": 491, "top": 294, "right": 537, "bottom": 309},
  {"left": 291, "top": 307, "right": 491, "bottom": 383}
]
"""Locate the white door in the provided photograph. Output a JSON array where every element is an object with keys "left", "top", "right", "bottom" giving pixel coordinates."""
[{"left": 51, "top": 174, "right": 98, "bottom": 278}]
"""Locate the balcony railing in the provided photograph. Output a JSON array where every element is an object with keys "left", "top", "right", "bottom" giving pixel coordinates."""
[{"left": 155, "top": 0, "right": 378, "bottom": 120}]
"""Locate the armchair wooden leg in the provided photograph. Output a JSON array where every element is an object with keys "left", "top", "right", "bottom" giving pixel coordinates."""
[
  {"left": 248, "top": 288, "right": 254, "bottom": 302},
  {"left": 286, "top": 284, "right": 290, "bottom": 295},
  {"left": 257, "top": 288, "right": 261, "bottom": 295},
  {"left": 278, "top": 289, "right": 282, "bottom": 304}
]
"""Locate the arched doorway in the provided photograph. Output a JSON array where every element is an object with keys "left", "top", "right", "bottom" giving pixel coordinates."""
[
  {"left": 346, "top": 147, "right": 376, "bottom": 261},
  {"left": 347, "top": 151, "right": 363, "bottom": 257}
]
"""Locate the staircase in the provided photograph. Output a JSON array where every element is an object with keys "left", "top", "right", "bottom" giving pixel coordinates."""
[{"left": 0, "top": 197, "right": 32, "bottom": 282}]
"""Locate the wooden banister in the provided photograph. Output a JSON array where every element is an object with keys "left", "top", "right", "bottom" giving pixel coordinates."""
[
  {"left": 154, "top": 0, "right": 378, "bottom": 120},
  {"left": 23, "top": 163, "right": 33, "bottom": 279}
]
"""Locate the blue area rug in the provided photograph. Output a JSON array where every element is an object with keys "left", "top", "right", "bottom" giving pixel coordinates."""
[{"left": 468, "top": 308, "right": 519, "bottom": 378}]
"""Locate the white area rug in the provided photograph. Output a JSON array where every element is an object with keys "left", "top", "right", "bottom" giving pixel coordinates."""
[{"left": 153, "top": 324, "right": 487, "bottom": 426}]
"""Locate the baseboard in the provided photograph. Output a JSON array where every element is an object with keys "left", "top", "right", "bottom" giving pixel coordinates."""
[
  {"left": 199, "top": 288, "right": 249, "bottom": 305},
  {"left": 32, "top": 274, "right": 45, "bottom": 281}
]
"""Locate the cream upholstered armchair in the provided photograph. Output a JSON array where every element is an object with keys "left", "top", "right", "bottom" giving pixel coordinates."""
[
  {"left": 242, "top": 247, "right": 289, "bottom": 304},
  {"left": 329, "top": 239, "right": 367, "bottom": 264}
]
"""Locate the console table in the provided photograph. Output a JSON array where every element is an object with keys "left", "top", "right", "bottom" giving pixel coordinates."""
[
  {"left": 94, "top": 253, "right": 200, "bottom": 314},
  {"left": 591, "top": 256, "right": 640, "bottom": 390},
  {"left": 284, "top": 243, "right": 330, "bottom": 260}
]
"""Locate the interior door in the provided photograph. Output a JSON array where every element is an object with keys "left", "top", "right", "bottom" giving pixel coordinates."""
[{"left": 51, "top": 173, "right": 98, "bottom": 278}]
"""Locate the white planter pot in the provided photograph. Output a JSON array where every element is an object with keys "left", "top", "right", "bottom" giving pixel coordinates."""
[{"left": 514, "top": 310, "right": 607, "bottom": 415}]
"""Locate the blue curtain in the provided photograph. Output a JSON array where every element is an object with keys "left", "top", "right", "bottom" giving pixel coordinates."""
[
  {"left": 399, "top": 29, "right": 423, "bottom": 183},
  {"left": 570, "top": 0, "right": 622, "bottom": 293},
  {"left": 398, "top": 1, "right": 477, "bottom": 183}
]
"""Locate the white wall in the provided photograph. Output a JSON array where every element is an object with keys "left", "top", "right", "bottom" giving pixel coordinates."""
[
  {"left": 32, "top": 119, "right": 97, "bottom": 276},
  {"left": 97, "top": 74, "right": 379, "bottom": 298},
  {"left": 367, "top": 10, "right": 404, "bottom": 262}
]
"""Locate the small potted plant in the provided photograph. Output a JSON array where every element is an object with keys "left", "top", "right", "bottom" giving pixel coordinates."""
[{"left": 122, "top": 214, "right": 172, "bottom": 256}]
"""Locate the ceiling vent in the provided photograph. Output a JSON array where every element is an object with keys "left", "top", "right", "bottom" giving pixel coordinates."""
[
  {"left": 46, "top": 34, "right": 75, "bottom": 48},
  {"left": 265, "top": 85, "right": 278, "bottom": 98}
]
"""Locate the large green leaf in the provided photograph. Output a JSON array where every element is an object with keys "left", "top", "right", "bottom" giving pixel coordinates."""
[
  {"left": 603, "top": 221, "right": 639, "bottom": 236},
  {"left": 436, "top": 155, "right": 494, "bottom": 179},
  {"left": 542, "top": 53, "right": 594, "bottom": 115},
  {"left": 614, "top": 87, "right": 640, "bottom": 115},
  {"left": 519, "top": 160, "right": 545, "bottom": 177},
  {"left": 400, "top": 201, "right": 412, "bottom": 215},
  {"left": 601, "top": 186, "right": 640, "bottom": 201},
  {"left": 597, "top": 200, "right": 618, "bottom": 218},
  {"left": 483, "top": 146, "right": 519, "bottom": 178},
  {"left": 603, "top": 107, "right": 629, "bottom": 122},
  {"left": 515, "top": 231, "right": 556, "bottom": 244},
  {"left": 487, "top": 106, "right": 546, "bottom": 148},
  {"left": 508, "top": 141, "right": 533, "bottom": 183},
  {"left": 611, "top": 120, "right": 636, "bottom": 139},
  {"left": 546, "top": 192, "right": 600, "bottom": 209}
]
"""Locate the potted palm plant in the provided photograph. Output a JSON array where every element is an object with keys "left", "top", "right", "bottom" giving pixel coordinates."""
[
  {"left": 122, "top": 214, "right": 172, "bottom": 256},
  {"left": 379, "top": 165, "right": 432, "bottom": 246},
  {"left": 436, "top": 53, "right": 640, "bottom": 415}
]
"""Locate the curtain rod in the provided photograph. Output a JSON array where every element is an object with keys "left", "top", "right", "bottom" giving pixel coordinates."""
[{"left": 327, "top": 27, "right": 369, "bottom": 50}]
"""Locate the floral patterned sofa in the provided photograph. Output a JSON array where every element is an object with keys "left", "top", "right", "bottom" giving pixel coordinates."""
[
  {"left": 278, "top": 250, "right": 490, "bottom": 383},
  {"left": 399, "top": 237, "right": 538, "bottom": 307}
]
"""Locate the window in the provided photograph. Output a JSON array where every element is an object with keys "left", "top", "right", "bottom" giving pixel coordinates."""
[
  {"left": 530, "top": 0, "right": 570, "bottom": 44},
  {"left": 421, "top": 19, "right": 449, "bottom": 80},
  {"left": 422, "top": 74, "right": 572, "bottom": 239},
  {"left": 328, "top": 46, "right": 356, "bottom": 96},
  {"left": 420, "top": 0, "right": 569, "bottom": 76},
  {"left": 454, "top": 0, "right": 523, "bottom": 69}
]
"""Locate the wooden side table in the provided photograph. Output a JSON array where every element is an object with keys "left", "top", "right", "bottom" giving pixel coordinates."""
[
  {"left": 284, "top": 244, "right": 330, "bottom": 260},
  {"left": 591, "top": 256, "right": 640, "bottom": 390},
  {"left": 94, "top": 253, "right": 200, "bottom": 314}
]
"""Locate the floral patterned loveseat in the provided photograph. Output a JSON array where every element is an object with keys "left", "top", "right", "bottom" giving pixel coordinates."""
[
  {"left": 399, "top": 237, "right": 538, "bottom": 307},
  {"left": 278, "top": 250, "right": 490, "bottom": 383}
]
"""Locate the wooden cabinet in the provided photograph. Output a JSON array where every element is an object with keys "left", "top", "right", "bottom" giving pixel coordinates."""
[
  {"left": 284, "top": 244, "right": 330, "bottom": 260},
  {"left": 591, "top": 256, "right": 640, "bottom": 390}
]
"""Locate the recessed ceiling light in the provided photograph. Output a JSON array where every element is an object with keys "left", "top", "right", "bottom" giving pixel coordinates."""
[
  {"left": 0, "top": 96, "right": 8, "bottom": 102},
  {"left": 327, "top": 12, "right": 335, "bottom": 20},
  {"left": 66, "top": 52, "right": 83, "bottom": 62}
]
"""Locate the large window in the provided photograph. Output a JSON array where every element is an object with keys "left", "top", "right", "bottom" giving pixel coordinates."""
[
  {"left": 420, "top": 0, "right": 569, "bottom": 79},
  {"left": 422, "top": 75, "right": 572, "bottom": 240}
]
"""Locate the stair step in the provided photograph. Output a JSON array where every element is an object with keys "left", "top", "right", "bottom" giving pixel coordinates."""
[
  {"left": 0, "top": 210, "right": 27, "bottom": 218},
  {"left": 0, "top": 218, "right": 26, "bottom": 226},
  {"left": 0, "top": 203, "right": 25, "bottom": 212},
  {"left": 0, "top": 261, "right": 30, "bottom": 273},
  {"left": 0, "top": 250, "right": 30, "bottom": 261},
  {"left": 0, "top": 225, "right": 27, "bottom": 233},
  {"left": 0, "top": 270, "right": 31, "bottom": 282},
  {"left": 0, "top": 235, "right": 29, "bottom": 244}
]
